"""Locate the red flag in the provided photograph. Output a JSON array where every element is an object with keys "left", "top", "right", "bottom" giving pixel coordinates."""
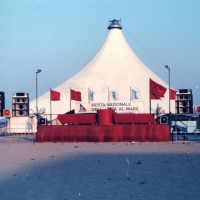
[
  {"left": 197, "top": 106, "right": 200, "bottom": 113},
  {"left": 50, "top": 90, "right": 60, "bottom": 101},
  {"left": 150, "top": 79, "right": 167, "bottom": 100},
  {"left": 71, "top": 89, "right": 82, "bottom": 101},
  {"left": 170, "top": 89, "right": 176, "bottom": 100}
]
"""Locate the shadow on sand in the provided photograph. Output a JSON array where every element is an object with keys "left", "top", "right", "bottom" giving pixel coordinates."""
[{"left": 0, "top": 149, "right": 200, "bottom": 200}]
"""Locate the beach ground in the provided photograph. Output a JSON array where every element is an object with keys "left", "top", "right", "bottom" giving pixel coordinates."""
[{"left": 0, "top": 136, "right": 200, "bottom": 200}]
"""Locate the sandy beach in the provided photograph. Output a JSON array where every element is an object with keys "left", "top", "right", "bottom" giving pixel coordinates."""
[{"left": 0, "top": 137, "right": 200, "bottom": 200}]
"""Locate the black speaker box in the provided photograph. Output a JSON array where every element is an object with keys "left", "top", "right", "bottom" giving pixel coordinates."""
[
  {"left": 160, "top": 116, "right": 168, "bottom": 124},
  {"left": 39, "top": 118, "right": 47, "bottom": 125},
  {"left": 12, "top": 92, "right": 29, "bottom": 117},
  {"left": 0, "top": 92, "right": 5, "bottom": 117}
]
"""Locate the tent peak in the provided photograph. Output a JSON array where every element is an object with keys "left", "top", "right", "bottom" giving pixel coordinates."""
[{"left": 108, "top": 19, "right": 122, "bottom": 30}]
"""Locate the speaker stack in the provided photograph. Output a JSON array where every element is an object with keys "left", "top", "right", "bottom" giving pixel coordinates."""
[
  {"left": 12, "top": 92, "right": 29, "bottom": 117},
  {"left": 0, "top": 92, "right": 5, "bottom": 117},
  {"left": 175, "top": 89, "right": 193, "bottom": 114},
  {"left": 197, "top": 118, "right": 200, "bottom": 130}
]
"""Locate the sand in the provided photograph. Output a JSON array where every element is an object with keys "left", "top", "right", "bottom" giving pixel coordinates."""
[{"left": 0, "top": 137, "right": 200, "bottom": 200}]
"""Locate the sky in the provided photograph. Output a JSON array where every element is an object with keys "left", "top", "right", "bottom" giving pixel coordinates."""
[{"left": 1, "top": 0, "right": 200, "bottom": 109}]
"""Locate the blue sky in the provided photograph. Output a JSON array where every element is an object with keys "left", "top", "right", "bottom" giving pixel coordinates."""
[{"left": 1, "top": 0, "right": 200, "bottom": 109}]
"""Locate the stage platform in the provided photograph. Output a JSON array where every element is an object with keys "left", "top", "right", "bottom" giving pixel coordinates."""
[{"left": 36, "top": 124, "right": 170, "bottom": 142}]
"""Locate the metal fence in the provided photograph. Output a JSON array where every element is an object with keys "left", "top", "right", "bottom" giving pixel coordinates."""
[
  {"left": 0, "top": 126, "right": 36, "bottom": 142},
  {"left": 170, "top": 121, "right": 200, "bottom": 141}
]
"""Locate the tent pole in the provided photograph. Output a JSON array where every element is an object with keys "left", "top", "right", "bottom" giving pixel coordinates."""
[
  {"left": 70, "top": 87, "right": 71, "bottom": 111},
  {"left": 50, "top": 88, "right": 52, "bottom": 125},
  {"left": 88, "top": 87, "right": 90, "bottom": 104},
  {"left": 108, "top": 87, "right": 109, "bottom": 102},
  {"left": 149, "top": 79, "right": 151, "bottom": 114}
]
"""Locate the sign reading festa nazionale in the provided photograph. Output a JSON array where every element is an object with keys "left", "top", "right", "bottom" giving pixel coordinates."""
[{"left": 85, "top": 102, "right": 144, "bottom": 113}]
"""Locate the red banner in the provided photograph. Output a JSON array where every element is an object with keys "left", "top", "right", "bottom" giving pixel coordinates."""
[
  {"left": 50, "top": 90, "right": 60, "bottom": 101},
  {"left": 71, "top": 89, "right": 81, "bottom": 101},
  {"left": 197, "top": 106, "right": 200, "bottom": 113},
  {"left": 150, "top": 79, "right": 167, "bottom": 100},
  {"left": 170, "top": 89, "right": 176, "bottom": 100}
]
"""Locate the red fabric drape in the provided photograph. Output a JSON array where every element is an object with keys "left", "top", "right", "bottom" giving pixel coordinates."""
[
  {"left": 50, "top": 90, "right": 60, "bottom": 101},
  {"left": 57, "top": 114, "right": 96, "bottom": 125},
  {"left": 114, "top": 114, "right": 155, "bottom": 124},
  {"left": 71, "top": 89, "right": 82, "bottom": 101},
  {"left": 36, "top": 124, "right": 170, "bottom": 142},
  {"left": 150, "top": 79, "right": 167, "bottom": 100}
]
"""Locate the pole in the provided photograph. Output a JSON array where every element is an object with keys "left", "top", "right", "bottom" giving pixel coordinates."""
[
  {"left": 169, "top": 67, "right": 171, "bottom": 136},
  {"left": 165, "top": 65, "right": 171, "bottom": 136},
  {"left": 88, "top": 87, "right": 90, "bottom": 104},
  {"left": 50, "top": 88, "right": 52, "bottom": 125},
  {"left": 36, "top": 72, "right": 38, "bottom": 114},
  {"left": 70, "top": 87, "right": 71, "bottom": 111},
  {"left": 108, "top": 87, "right": 109, "bottom": 102},
  {"left": 165, "top": 65, "right": 171, "bottom": 114},
  {"left": 149, "top": 79, "right": 151, "bottom": 114},
  {"left": 36, "top": 69, "right": 42, "bottom": 115}
]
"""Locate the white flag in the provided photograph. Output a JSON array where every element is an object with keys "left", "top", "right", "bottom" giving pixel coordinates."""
[
  {"left": 109, "top": 90, "right": 119, "bottom": 101},
  {"left": 131, "top": 89, "right": 139, "bottom": 100},
  {"left": 89, "top": 90, "right": 95, "bottom": 101}
]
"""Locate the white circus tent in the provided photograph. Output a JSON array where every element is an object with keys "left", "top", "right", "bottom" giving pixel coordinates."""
[{"left": 30, "top": 19, "right": 175, "bottom": 118}]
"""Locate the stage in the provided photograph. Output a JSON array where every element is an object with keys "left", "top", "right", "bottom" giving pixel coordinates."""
[{"left": 36, "top": 124, "right": 170, "bottom": 142}]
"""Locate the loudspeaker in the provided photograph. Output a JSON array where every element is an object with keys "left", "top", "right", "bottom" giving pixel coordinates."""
[
  {"left": 160, "top": 116, "right": 168, "bottom": 124},
  {"left": 175, "top": 89, "right": 193, "bottom": 114},
  {"left": 0, "top": 92, "right": 5, "bottom": 117},
  {"left": 12, "top": 92, "right": 29, "bottom": 117},
  {"left": 39, "top": 118, "right": 47, "bottom": 125}
]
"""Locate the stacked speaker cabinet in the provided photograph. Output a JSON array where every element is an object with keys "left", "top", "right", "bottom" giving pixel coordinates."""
[
  {"left": 12, "top": 92, "right": 29, "bottom": 117},
  {"left": 0, "top": 92, "right": 5, "bottom": 117},
  {"left": 197, "top": 118, "right": 200, "bottom": 130},
  {"left": 175, "top": 89, "right": 193, "bottom": 114}
]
